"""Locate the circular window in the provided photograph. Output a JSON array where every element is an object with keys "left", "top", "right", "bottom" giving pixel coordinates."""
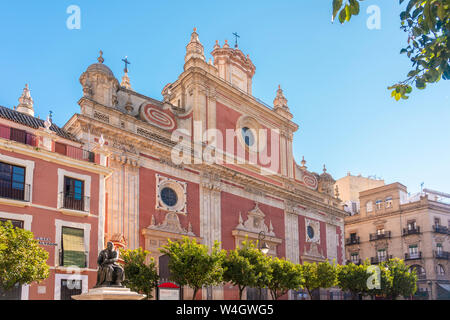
[
  {"left": 241, "top": 127, "right": 255, "bottom": 147},
  {"left": 160, "top": 187, "right": 178, "bottom": 207},
  {"left": 307, "top": 226, "right": 315, "bottom": 239}
]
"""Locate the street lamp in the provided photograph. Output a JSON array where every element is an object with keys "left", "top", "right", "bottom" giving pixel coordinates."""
[{"left": 258, "top": 231, "right": 270, "bottom": 255}]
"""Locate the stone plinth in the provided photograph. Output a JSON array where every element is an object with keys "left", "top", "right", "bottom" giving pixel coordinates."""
[{"left": 72, "top": 287, "right": 146, "bottom": 300}]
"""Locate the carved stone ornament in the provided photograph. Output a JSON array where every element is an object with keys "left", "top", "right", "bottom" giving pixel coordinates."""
[
  {"left": 156, "top": 174, "right": 187, "bottom": 214},
  {"left": 148, "top": 212, "right": 195, "bottom": 236},
  {"left": 305, "top": 218, "right": 320, "bottom": 244},
  {"left": 235, "top": 202, "right": 275, "bottom": 237}
]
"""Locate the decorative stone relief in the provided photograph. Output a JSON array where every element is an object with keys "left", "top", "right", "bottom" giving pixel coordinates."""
[
  {"left": 148, "top": 212, "right": 195, "bottom": 236},
  {"left": 235, "top": 202, "right": 275, "bottom": 237},
  {"left": 156, "top": 174, "right": 187, "bottom": 214},
  {"left": 305, "top": 218, "right": 320, "bottom": 244}
]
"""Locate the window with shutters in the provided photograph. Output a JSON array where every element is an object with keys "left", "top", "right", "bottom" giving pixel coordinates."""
[{"left": 61, "top": 227, "right": 86, "bottom": 268}]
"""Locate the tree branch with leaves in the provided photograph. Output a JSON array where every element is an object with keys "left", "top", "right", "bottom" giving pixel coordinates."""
[{"left": 332, "top": 0, "right": 449, "bottom": 100}]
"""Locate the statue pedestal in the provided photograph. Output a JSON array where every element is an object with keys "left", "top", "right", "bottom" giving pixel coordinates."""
[{"left": 72, "top": 287, "right": 146, "bottom": 300}]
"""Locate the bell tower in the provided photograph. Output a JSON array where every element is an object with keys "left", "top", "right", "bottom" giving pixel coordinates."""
[{"left": 211, "top": 39, "right": 256, "bottom": 94}]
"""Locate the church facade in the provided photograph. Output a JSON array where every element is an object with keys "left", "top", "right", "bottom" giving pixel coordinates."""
[{"left": 62, "top": 29, "right": 347, "bottom": 300}]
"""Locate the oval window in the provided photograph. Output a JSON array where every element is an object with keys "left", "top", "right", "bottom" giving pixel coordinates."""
[
  {"left": 241, "top": 127, "right": 254, "bottom": 147},
  {"left": 307, "top": 226, "right": 315, "bottom": 239},
  {"left": 160, "top": 187, "right": 178, "bottom": 207}
]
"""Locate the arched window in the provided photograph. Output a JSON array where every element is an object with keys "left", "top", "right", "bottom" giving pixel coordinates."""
[
  {"left": 375, "top": 199, "right": 383, "bottom": 210},
  {"left": 366, "top": 201, "right": 373, "bottom": 213},
  {"left": 437, "top": 264, "right": 445, "bottom": 276},
  {"left": 409, "top": 265, "right": 425, "bottom": 277},
  {"left": 385, "top": 196, "right": 393, "bottom": 208}
]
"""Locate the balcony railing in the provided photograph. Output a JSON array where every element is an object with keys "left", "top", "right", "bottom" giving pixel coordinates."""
[
  {"left": 405, "top": 252, "right": 422, "bottom": 260},
  {"left": 402, "top": 227, "right": 421, "bottom": 236},
  {"left": 345, "top": 237, "right": 360, "bottom": 245},
  {"left": 0, "top": 183, "right": 30, "bottom": 202},
  {"left": 433, "top": 225, "right": 449, "bottom": 234},
  {"left": 346, "top": 259, "right": 361, "bottom": 265},
  {"left": 65, "top": 145, "right": 96, "bottom": 163},
  {"left": 434, "top": 251, "right": 450, "bottom": 260},
  {"left": 59, "top": 192, "right": 89, "bottom": 212},
  {"left": 0, "top": 125, "right": 37, "bottom": 147},
  {"left": 369, "top": 231, "right": 392, "bottom": 241},
  {"left": 370, "top": 255, "right": 392, "bottom": 264}
]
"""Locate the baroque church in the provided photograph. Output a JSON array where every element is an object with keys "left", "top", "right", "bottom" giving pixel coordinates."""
[{"left": 62, "top": 29, "right": 347, "bottom": 299}]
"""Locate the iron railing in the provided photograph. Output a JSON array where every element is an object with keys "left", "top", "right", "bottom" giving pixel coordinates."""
[
  {"left": 369, "top": 231, "right": 392, "bottom": 241},
  {"left": 370, "top": 255, "right": 392, "bottom": 264},
  {"left": 345, "top": 237, "right": 360, "bottom": 245},
  {"left": 0, "top": 183, "right": 30, "bottom": 202},
  {"left": 405, "top": 252, "right": 422, "bottom": 260},
  {"left": 434, "top": 251, "right": 450, "bottom": 260},
  {"left": 433, "top": 225, "right": 449, "bottom": 234},
  {"left": 59, "top": 192, "right": 89, "bottom": 212},
  {"left": 402, "top": 227, "right": 421, "bottom": 236}
]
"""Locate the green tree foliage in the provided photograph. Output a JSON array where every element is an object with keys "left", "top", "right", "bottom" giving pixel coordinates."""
[
  {"left": 337, "top": 261, "right": 371, "bottom": 299},
  {"left": 266, "top": 257, "right": 303, "bottom": 300},
  {"left": 0, "top": 221, "right": 49, "bottom": 292},
  {"left": 222, "top": 240, "right": 271, "bottom": 300},
  {"left": 160, "top": 237, "right": 226, "bottom": 300},
  {"left": 299, "top": 261, "right": 338, "bottom": 300},
  {"left": 379, "top": 258, "right": 418, "bottom": 299},
  {"left": 332, "top": 0, "right": 449, "bottom": 100},
  {"left": 120, "top": 247, "right": 159, "bottom": 299}
]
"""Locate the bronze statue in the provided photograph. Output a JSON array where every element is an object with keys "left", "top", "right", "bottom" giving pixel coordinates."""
[{"left": 95, "top": 241, "right": 124, "bottom": 287}]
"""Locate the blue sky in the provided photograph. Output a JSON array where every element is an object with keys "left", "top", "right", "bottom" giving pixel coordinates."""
[{"left": 0, "top": 0, "right": 449, "bottom": 194}]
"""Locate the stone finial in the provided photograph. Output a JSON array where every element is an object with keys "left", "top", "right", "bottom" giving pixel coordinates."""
[
  {"left": 16, "top": 84, "right": 35, "bottom": 117},
  {"left": 223, "top": 39, "right": 230, "bottom": 48},
  {"left": 185, "top": 27, "right": 205, "bottom": 63},
  {"left": 300, "top": 156, "right": 307, "bottom": 170},
  {"left": 273, "top": 85, "right": 288, "bottom": 110},
  {"left": 98, "top": 50, "right": 104, "bottom": 63},
  {"left": 214, "top": 40, "right": 220, "bottom": 49},
  {"left": 323, "top": 164, "right": 327, "bottom": 173}
]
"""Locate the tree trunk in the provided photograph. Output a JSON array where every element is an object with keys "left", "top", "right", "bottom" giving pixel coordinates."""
[
  {"left": 192, "top": 288, "right": 198, "bottom": 300},
  {"left": 239, "top": 286, "right": 244, "bottom": 300}
]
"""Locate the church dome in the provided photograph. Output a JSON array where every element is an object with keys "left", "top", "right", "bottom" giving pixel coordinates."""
[
  {"left": 86, "top": 63, "right": 115, "bottom": 78},
  {"left": 84, "top": 51, "right": 115, "bottom": 78}
]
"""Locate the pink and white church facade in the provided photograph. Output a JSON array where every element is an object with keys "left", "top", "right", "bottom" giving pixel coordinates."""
[{"left": 62, "top": 29, "right": 347, "bottom": 300}]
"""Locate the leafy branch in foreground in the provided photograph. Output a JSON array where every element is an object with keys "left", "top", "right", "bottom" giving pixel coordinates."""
[{"left": 332, "top": 0, "right": 449, "bottom": 100}]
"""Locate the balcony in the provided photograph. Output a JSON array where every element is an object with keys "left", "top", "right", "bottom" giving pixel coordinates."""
[
  {"left": 0, "top": 124, "right": 97, "bottom": 164},
  {"left": 0, "top": 183, "right": 30, "bottom": 202},
  {"left": 369, "top": 231, "right": 392, "bottom": 241},
  {"left": 345, "top": 237, "right": 360, "bottom": 245},
  {"left": 370, "top": 255, "right": 392, "bottom": 264},
  {"left": 56, "top": 143, "right": 96, "bottom": 163},
  {"left": 405, "top": 252, "right": 422, "bottom": 260},
  {"left": 402, "top": 227, "right": 421, "bottom": 236},
  {"left": 59, "top": 192, "right": 89, "bottom": 213},
  {"left": 433, "top": 225, "right": 449, "bottom": 234},
  {"left": 0, "top": 125, "right": 37, "bottom": 147},
  {"left": 346, "top": 259, "right": 361, "bottom": 265},
  {"left": 434, "top": 251, "right": 450, "bottom": 260}
]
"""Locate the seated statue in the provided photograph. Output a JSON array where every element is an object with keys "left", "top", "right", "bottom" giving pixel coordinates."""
[{"left": 95, "top": 241, "right": 124, "bottom": 287}]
